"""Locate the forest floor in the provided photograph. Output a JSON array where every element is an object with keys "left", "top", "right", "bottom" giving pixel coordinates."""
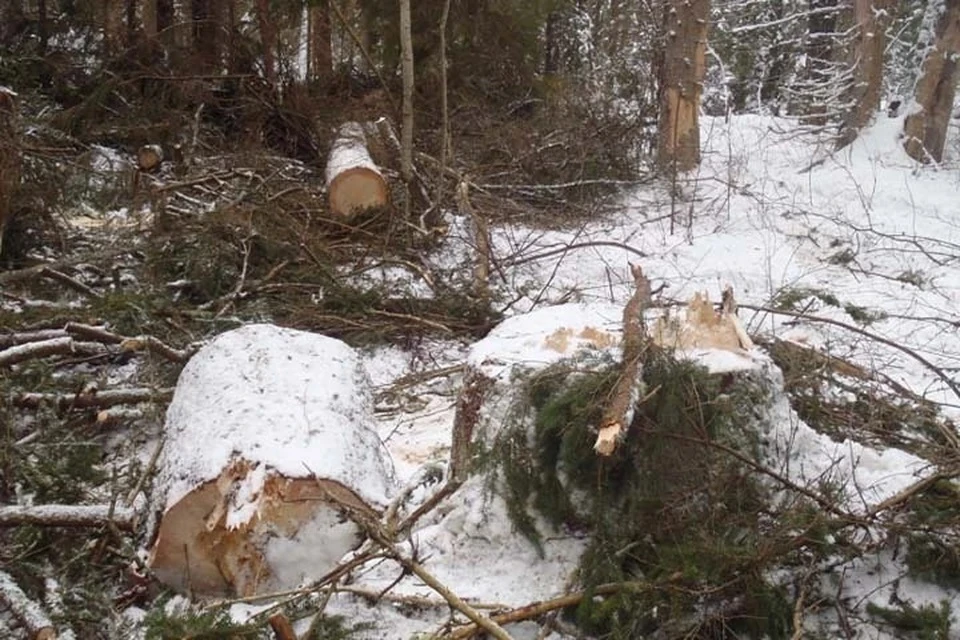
[{"left": 2, "top": 104, "right": 960, "bottom": 639}]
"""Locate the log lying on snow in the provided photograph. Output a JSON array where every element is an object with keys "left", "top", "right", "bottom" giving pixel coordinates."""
[
  {"left": 326, "top": 122, "right": 389, "bottom": 218},
  {"left": 148, "top": 324, "right": 396, "bottom": 597}
]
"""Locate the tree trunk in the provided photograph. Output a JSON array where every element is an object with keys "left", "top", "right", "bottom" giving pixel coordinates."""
[
  {"left": 0, "top": 88, "right": 20, "bottom": 261},
  {"left": 399, "top": 0, "right": 415, "bottom": 214},
  {"left": 657, "top": 0, "right": 710, "bottom": 172},
  {"left": 101, "top": 0, "right": 126, "bottom": 54},
  {"left": 192, "top": 0, "right": 227, "bottom": 72},
  {"left": 903, "top": 0, "right": 960, "bottom": 163},
  {"left": 308, "top": 0, "right": 332, "bottom": 81},
  {"left": 838, "top": 0, "right": 892, "bottom": 147},
  {"left": 142, "top": 0, "right": 158, "bottom": 39},
  {"left": 255, "top": 0, "right": 278, "bottom": 89},
  {"left": 803, "top": 0, "right": 839, "bottom": 125},
  {"left": 0, "top": 0, "right": 25, "bottom": 44}
]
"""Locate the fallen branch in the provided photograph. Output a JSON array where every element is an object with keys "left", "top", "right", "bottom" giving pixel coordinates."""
[
  {"left": 0, "top": 338, "right": 107, "bottom": 368},
  {"left": 39, "top": 266, "right": 101, "bottom": 299},
  {"left": 0, "top": 504, "right": 136, "bottom": 530},
  {"left": 65, "top": 322, "right": 193, "bottom": 362},
  {"left": 267, "top": 613, "right": 296, "bottom": 640},
  {"left": 14, "top": 387, "right": 174, "bottom": 410},
  {"left": 0, "top": 329, "right": 68, "bottom": 349},
  {"left": 320, "top": 486, "right": 514, "bottom": 640},
  {"left": 742, "top": 303, "right": 960, "bottom": 408},
  {"left": 595, "top": 264, "right": 652, "bottom": 456},
  {"left": 0, "top": 570, "right": 57, "bottom": 640},
  {"left": 447, "top": 581, "right": 653, "bottom": 639}
]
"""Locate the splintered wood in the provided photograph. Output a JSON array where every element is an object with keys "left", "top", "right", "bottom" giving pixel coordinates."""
[
  {"left": 594, "top": 264, "right": 652, "bottom": 456},
  {"left": 653, "top": 286, "right": 754, "bottom": 352},
  {"left": 595, "top": 280, "right": 754, "bottom": 456}
]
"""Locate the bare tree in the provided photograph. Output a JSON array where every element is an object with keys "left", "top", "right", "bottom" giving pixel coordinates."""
[
  {"left": 399, "top": 0, "right": 414, "bottom": 215},
  {"left": 0, "top": 88, "right": 20, "bottom": 260},
  {"left": 657, "top": 0, "right": 711, "bottom": 171},
  {"left": 308, "top": 0, "right": 333, "bottom": 81},
  {"left": 838, "top": 0, "right": 893, "bottom": 147},
  {"left": 255, "top": 0, "right": 279, "bottom": 88},
  {"left": 904, "top": 0, "right": 960, "bottom": 163}
]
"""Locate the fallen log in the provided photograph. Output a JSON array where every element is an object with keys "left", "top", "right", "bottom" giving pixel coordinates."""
[
  {"left": 0, "top": 570, "right": 57, "bottom": 640},
  {"left": 325, "top": 122, "right": 389, "bottom": 218},
  {"left": 148, "top": 324, "right": 396, "bottom": 597},
  {"left": 14, "top": 387, "right": 173, "bottom": 411},
  {"left": 0, "top": 504, "right": 136, "bottom": 530}
]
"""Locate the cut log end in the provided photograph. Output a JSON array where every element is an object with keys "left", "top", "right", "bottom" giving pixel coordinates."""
[
  {"left": 149, "top": 464, "right": 372, "bottom": 597},
  {"left": 328, "top": 167, "right": 389, "bottom": 218}
]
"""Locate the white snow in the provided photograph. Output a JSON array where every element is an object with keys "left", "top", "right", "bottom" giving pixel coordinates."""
[
  {"left": 325, "top": 122, "right": 380, "bottom": 186},
  {"left": 157, "top": 324, "right": 397, "bottom": 513},
  {"left": 139, "top": 109, "right": 960, "bottom": 636}
]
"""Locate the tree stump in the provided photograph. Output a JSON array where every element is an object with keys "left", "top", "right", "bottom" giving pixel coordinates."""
[{"left": 148, "top": 324, "right": 396, "bottom": 597}]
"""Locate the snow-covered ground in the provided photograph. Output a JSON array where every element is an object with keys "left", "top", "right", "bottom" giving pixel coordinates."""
[{"left": 301, "top": 112, "right": 960, "bottom": 638}]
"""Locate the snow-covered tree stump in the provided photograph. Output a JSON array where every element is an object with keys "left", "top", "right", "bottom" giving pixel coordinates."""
[
  {"left": 456, "top": 291, "right": 765, "bottom": 478},
  {"left": 148, "top": 324, "right": 396, "bottom": 597},
  {"left": 326, "top": 122, "right": 389, "bottom": 218}
]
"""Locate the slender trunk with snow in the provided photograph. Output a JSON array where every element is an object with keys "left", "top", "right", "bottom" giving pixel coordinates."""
[
  {"left": 657, "top": 0, "right": 710, "bottom": 172},
  {"left": 838, "top": 0, "right": 892, "bottom": 148},
  {"left": 903, "top": 0, "right": 960, "bottom": 163},
  {"left": 399, "top": 0, "right": 415, "bottom": 210}
]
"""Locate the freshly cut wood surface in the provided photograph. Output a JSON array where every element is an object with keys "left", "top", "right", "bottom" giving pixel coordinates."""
[
  {"left": 326, "top": 122, "right": 389, "bottom": 217},
  {"left": 147, "top": 324, "right": 395, "bottom": 597}
]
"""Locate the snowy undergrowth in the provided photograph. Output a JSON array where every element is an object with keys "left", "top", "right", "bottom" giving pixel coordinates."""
[{"left": 326, "top": 113, "right": 960, "bottom": 638}]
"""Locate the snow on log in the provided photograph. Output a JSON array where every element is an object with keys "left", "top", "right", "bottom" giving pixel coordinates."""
[
  {"left": 0, "top": 570, "right": 56, "bottom": 640},
  {"left": 325, "top": 122, "right": 389, "bottom": 218},
  {"left": 148, "top": 324, "right": 396, "bottom": 597}
]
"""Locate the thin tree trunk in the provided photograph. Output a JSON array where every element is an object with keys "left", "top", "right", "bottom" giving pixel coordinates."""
[
  {"left": 255, "top": 0, "right": 278, "bottom": 89},
  {"left": 399, "top": 0, "right": 415, "bottom": 216},
  {"left": 657, "top": 0, "right": 710, "bottom": 172},
  {"left": 143, "top": 0, "right": 158, "bottom": 39},
  {"left": 904, "top": 0, "right": 960, "bottom": 163},
  {"left": 0, "top": 88, "right": 20, "bottom": 261},
  {"left": 803, "top": 0, "right": 839, "bottom": 125},
  {"left": 838, "top": 0, "right": 892, "bottom": 147},
  {"left": 102, "top": 0, "right": 126, "bottom": 54},
  {"left": 308, "top": 0, "right": 332, "bottom": 81}
]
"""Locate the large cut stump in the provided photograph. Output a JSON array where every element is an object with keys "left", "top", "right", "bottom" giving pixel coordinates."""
[
  {"left": 148, "top": 324, "right": 396, "bottom": 597},
  {"left": 326, "top": 122, "right": 389, "bottom": 218}
]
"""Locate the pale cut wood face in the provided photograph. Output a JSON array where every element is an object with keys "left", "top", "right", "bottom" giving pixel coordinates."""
[
  {"left": 149, "top": 468, "right": 369, "bottom": 597},
  {"left": 328, "top": 167, "right": 389, "bottom": 218}
]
